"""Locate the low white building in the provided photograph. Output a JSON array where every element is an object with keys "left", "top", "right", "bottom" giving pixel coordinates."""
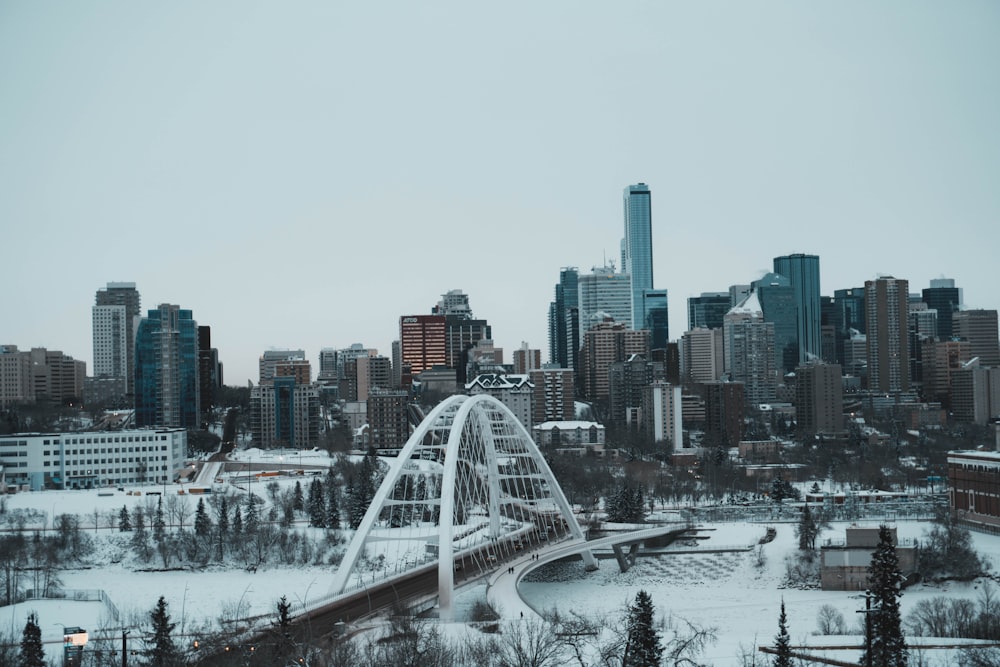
[{"left": 0, "top": 428, "right": 187, "bottom": 491}]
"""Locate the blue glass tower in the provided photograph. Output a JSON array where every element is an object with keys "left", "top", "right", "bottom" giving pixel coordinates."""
[
  {"left": 752, "top": 273, "right": 799, "bottom": 373},
  {"left": 773, "top": 253, "right": 821, "bottom": 364},
  {"left": 623, "top": 183, "right": 653, "bottom": 330},
  {"left": 548, "top": 267, "right": 579, "bottom": 368},
  {"left": 135, "top": 304, "right": 200, "bottom": 429},
  {"left": 640, "top": 289, "right": 670, "bottom": 349}
]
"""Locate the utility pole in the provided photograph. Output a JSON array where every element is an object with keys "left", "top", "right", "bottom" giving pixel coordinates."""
[{"left": 122, "top": 629, "right": 129, "bottom": 667}]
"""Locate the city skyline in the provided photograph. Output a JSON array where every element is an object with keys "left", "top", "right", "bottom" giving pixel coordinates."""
[{"left": 2, "top": 2, "right": 998, "bottom": 386}]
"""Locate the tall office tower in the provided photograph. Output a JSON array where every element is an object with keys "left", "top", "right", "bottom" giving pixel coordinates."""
[
  {"left": 197, "top": 326, "right": 222, "bottom": 415},
  {"left": 357, "top": 355, "right": 392, "bottom": 398},
  {"left": 578, "top": 265, "right": 633, "bottom": 339},
  {"left": 639, "top": 289, "right": 669, "bottom": 349},
  {"left": 643, "top": 381, "right": 683, "bottom": 452},
  {"left": 795, "top": 362, "right": 844, "bottom": 437},
  {"left": 318, "top": 348, "right": 338, "bottom": 383},
  {"left": 0, "top": 345, "right": 32, "bottom": 408},
  {"left": 832, "top": 288, "right": 866, "bottom": 365},
  {"left": 622, "top": 183, "right": 653, "bottom": 330},
  {"left": 259, "top": 349, "right": 306, "bottom": 384},
  {"left": 773, "top": 254, "right": 822, "bottom": 364},
  {"left": 578, "top": 321, "right": 650, "bottom": 402},
  {"left": 950, "top": 364, "right": 1000, "bottom": 425},
  {"left": 529, "top": 368, "right": 575, "bottom": 423},
  {"left": 954, "top": 310, "right": 1000, "bottom": 368},
  {"left": 399, "top": 314, "right": 447, "bottom": 375},
  {"left": 513, "top": 342, "right": 542, "bottom": 374},
  {"left": 654, "top": 342, "right": 681, "bottom": 385},
  {"left": 729, "top": 284, "right": 751, "bottom": 308},
  {"left": 250, "top": 376, "right": 319, "bottom": 448},
  {"left": 92, "top": 304, "right": 127, "bottom": 381},
  {"left": 94, "top": 282, "right": 141, "bottom": 395},
  {"left": 922, "top": 278, "right": 962, "bottom": 340},
  {"left": 366, "top": 389, "right": 411, "bottom": 450},
  {"left": 820, "top": 296, "right": 838, "bottom": 364},
  {"left": 723, "top": 292, "right": 777, "bottom": 405},
  {"left": 908, "top": 304, "right": 938, "bottom": 387},
  {"left": 548, "top": 267, "right": 579, "bottom": 367},
  {"left": 752, "top": 273, "right": 798, "bottom": 373},
  {"left": 688, "top": 292, "right": 731, "bottom": 330},
  {"left": 921, "top": 339, "right": 969, "bottom": 406},
  {"left": 865, "top": 277, "right": 910, "bottom": 393},
  {"left": 702, "top": 381, "right": 745, "bottom": 447},
  {"left": 608, "top": 355, "right": 666, "bottom": 428},
  {"left": 445, "top": 316, "right": 491, "bottom": 385},
  {"left": 681, "top": 328, "right": 724, "bottom": 385},
  {"left": 135, "top": 304, "right": 200, "bottom": 429}
]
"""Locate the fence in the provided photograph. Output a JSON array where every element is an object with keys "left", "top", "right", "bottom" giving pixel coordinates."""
[{"left": 23, "top": 588, "right": 120, "bottom": 622}]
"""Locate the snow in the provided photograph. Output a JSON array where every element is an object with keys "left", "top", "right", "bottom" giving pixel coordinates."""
[{"left": 4, "top": 480, "right": 1000, "bottom": 665}]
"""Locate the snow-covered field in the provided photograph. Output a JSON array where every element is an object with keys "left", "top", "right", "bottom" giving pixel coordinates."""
[{"left": 3, "top": 456, "right": 999, "bottom": 665}]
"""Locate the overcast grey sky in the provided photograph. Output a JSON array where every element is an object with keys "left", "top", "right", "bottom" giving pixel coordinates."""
[{"left": 2, "top": 1, "right": 998, "bottom": 386}]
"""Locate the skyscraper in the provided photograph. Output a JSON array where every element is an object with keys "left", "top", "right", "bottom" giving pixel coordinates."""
[
  {"left": 399, "top": 314, "right": 447, "bottom": 375},
  {"left": 865, "top": 277, "right": 910, "bottom": 393},
  {"left": 93, "top": 282, "right": 141, "bottom": 396},
  {"left": 723, "top": 292, "right": 777, "bottom": 405},
  {"left": 773, "top": 254, "right": 822, "bottom": 364},
  {"left": 752, "top": 273, "right": 798, "bottom": 373},
  {"left": 954, "top": 310, "right": 1000, "bottom": 368},
  {"left": 688, "top": 292, "right": 731, "bottom": 330},
  {"left": 638, "top": 289, "right": 669, "bottom": 349},
  {"left": 922, "top": 278, "right": 962, "bottom": 340},
  {"left": 548, "top": 267, "right": 579, "bottom": 368},
  {"left": 134, "top": 304, "right": 200, "bottom": 429},
  {"left": 623, "top": 183, "right": 653, "bottom": 330},
  {"left": 578, "top": 265, "right": 632, "bottom": 339}
]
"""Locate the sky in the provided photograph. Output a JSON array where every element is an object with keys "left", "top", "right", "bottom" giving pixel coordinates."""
[{"left": 2, "top": 1, "right": 998, "bottom": 386}]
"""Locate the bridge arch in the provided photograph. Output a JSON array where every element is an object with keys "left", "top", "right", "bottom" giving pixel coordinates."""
[{"left": 330, "top": 393, "right": 595, "bottom": 617}]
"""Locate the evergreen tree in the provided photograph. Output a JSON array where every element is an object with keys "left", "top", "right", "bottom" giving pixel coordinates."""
[
  {"left": 232, "top": 505, "right": 243, "bottom": 534},
  {"left": 861, "top": 525, "right": 908, "bottom": 667},
  {"left": 132, "top": 506, "right": 149, "bottom": 560},
  {"left": 119, "top": 505, "right": 131, "bottom": 532},
  {"left": 308, "top": 478, "right": 326, "bottom": 528},
  {"left": 623, "top": 590, "right": 662, "bottom": 667},
  {"left": 349, "top": 446, "right": 382, "bottom": 529},
  {"left": 153, "top": 497, "right": 166, "bottom": 542},
  {"left": 326, "top": 481, "right": 341, "bottom": 529},
  {"left": 18, "top": 611, "right": 45, "bottom": 667},
  {"left": 244, "top": 497, "right": 259, "bottom": 533},
  {"left": 773, "top": 599, "right": 792, "bottom": 667},
  {"left": 277, "top": 594, "right": 292, "bottom": 628},
  {"left": 194, "top": 498, "right": 212, "bottom": 537},
  {"left": 293, "top": 480, "right": 305, "bottom": 512},
  {"left": 217, "top": 496, "right": 229, "bottom": 534},
  {"left": 146, "top": 596, "right": 182, "bottom": 667},
  {"left": 797, "top": 503, "right": 818, "bottom": 551}
]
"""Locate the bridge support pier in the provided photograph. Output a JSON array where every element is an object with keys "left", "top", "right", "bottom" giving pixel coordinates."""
[{"left": 612, "top": 542, "right": 641, "bottom": 572}]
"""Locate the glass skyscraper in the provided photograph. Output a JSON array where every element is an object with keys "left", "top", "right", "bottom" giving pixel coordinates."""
[
  {"left": 623, "top": 183, "right": 653, "bottom": 330},
  {"left": 773, "top": 253, "right": 821, "bottom": 364},
  {"left": 135, "top": 304, "right": 201, "bottom": 429}
]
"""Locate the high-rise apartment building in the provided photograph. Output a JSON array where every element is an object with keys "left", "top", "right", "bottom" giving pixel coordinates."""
[
  {"left": 954, "top": 310, "right": 1000, "bottom": 368},
  {"left": 0, "top": 345, "right": 32, "bottom": 408},
  {"left": 250, "top": 376, "right": 320, "bottom": 448},
  {"left": 366, "top": 389, "right": 411, "bottom": 450},
  {"left": 608, "top": 355, "right": 665, "bottom": 428},
  {"left": 357, "top": 355, "right": 393, "bottom": 399},
  {"left": 922, "top": 279, "right": 962, "bottom": 340},
  {"left": 259, "top": 350, "right": 306, "bottom": 385},
  {"left": 921, "top": 339, "right": 969, "bottom": 406},
  {"left": 466, "top": 374, "right": 534, "bottom": 431},
  {"left": 197, "top": 326, "right": 222, "bottom": 415},
  {"left": 723, "top": 292, "right": 777, "bottom": 405},
  {"left": 866, "top": 277, "right": 910, "bottom": 393},
  {"left": 623, "top": 183, "right": 653, "bottom": 331},
  {"left": 773, "top": 254, "right": 822, "bottom": 364},
  {"left": 512, "top": 342, "right": 542, "bottom": 375},
  {"left": 688, "top": 293, "right": 731, "bottom": 331},
  {"left": 399, "top": 315, "right": 447, "bottom": 375},
  {"left": 643, "top": 381, "right": 683, "bottom": 453},
  {"left": 27, "top": 348, "right": 86, "bottom": 405},
  {"left": 795, "top": 363, "right": 844, "bottom": 437},
  {"left": 135, "top": 304, "right": 200, "bottom": 429},
  {"left": 681, "top": 328, "right": 724, "bottom": 385},
  {"left": 93, "top": 282, "right": 141, "bottom": 396},
  {"left": 578, "top": 322, "right": 649, "bottom": 402},
  {"left": 702, "top": 381, "right": 745, "bottom": 447},
  {"left": 578, "top": 265, "right": 632, "bottom": 339},
  {"left": 529, "top": 368, "right": 575, "bottom": 424}
]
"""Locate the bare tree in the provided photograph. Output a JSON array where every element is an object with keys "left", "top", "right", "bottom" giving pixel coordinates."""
[{"left": 494, "top": 617, "right": 564, "bottom": 667}]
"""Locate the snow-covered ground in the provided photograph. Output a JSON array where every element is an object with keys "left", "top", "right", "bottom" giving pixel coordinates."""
[{"left": 3, "top": 465, "right": 1000, "bottom": 665}]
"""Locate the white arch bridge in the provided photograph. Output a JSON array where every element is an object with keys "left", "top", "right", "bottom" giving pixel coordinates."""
[{"left": 330, "top": 394, "right": 596, "bottom": 618}]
